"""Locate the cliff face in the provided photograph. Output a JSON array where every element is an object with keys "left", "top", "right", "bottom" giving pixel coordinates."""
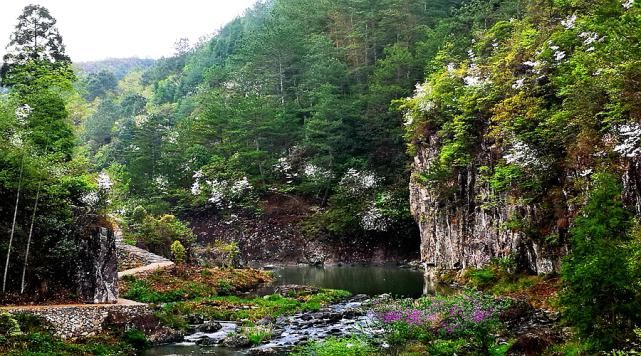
[
  {"left": 409, "top": 134, "right": 566, "bottom": 274},
  {"left": 76, "top": 227, "right": 119, "bottom": 304}
]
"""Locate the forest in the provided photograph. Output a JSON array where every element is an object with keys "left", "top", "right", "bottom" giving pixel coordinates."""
[{"left": 0, "top": 0, "right": 640, "bottom": 354}]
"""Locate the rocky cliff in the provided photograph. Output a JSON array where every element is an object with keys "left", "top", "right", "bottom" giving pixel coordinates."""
[
  {"left": 76, "top": 227, "right": 119, "bottom": 304},
  {"left": 409, "top": 133, "right": 567, "bottom": 274}
]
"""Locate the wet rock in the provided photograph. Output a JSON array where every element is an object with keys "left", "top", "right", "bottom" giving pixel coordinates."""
[
  {"left": 274, "top": 284, "right": 319, "bottom": 296},
  {"left": 196, "top": 337, "right": 219, "bottom": 346},
  {"left": 508, "top": 330, "right": 561, "bottom": 356},
  {"left": 223, "top": 334, "right": 251, "bottom": 348},
  {"left": 186, "top": 314, "right": 205, "bottom": 324},
  {"left": 147, "top": 327, "right": 184, "bottom": 345},
  {"left": 197, "top": 322, "right": 222, "bottom": 333},
  {"left": 249, "top": 347, "right": 279, "bottom": 355}
]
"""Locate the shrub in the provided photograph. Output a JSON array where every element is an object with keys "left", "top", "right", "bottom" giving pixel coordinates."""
[
  {"left": 125, "top": 212, "right": 195, "bottom": 258},
  {"left": 293, "top": 336, "right": 375, "bottom": 356},
  {"left": 561, "top": 173, "right": 641, "bottom": 349},
  {"left": 0, "top": 313, "right": 22, "bottom": 337},
  {"left": 372, "top": 292, "right": 510, "bottom": 353},
  {"left": 122, "top": 328, "right": 150, "bottom": 350},
  {"left": 170, "top": 240, "right": 186, "bottom": 264}
]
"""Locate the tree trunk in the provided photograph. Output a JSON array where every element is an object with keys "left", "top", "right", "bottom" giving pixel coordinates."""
[
  {"left": 3, "top": 155, "right": 25, "bottom": 292},
  {"left": 21, "top": 178, "right": 42, "bottom": 294}
]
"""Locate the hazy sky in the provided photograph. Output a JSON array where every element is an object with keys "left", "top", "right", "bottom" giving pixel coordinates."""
[{"left": 0, "top": 0, "right": 257, "bottom": 62}]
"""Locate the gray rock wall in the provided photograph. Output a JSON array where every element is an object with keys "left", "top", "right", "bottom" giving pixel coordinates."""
[
  {"left": 76, "top": 227, "right": 119, "bottom": 304},
  {"left": 409, "top": 134, "right": 565, "bottom": 274}
]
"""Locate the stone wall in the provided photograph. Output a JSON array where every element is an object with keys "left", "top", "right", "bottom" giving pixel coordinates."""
[{"left": 3, "top": 302, "right": 151, "bottom": 339}]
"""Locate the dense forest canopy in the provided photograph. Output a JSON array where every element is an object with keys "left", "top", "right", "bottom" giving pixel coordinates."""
[{"left": 81, "top": 0, "right": 466, "bottom": 241}]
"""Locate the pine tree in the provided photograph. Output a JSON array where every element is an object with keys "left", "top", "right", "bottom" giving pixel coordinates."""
[{"left": 1, "top": 5, "right": 73, "bottom": 87}]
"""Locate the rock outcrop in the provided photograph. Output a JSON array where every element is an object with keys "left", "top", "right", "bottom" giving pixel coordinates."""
[
  {"left": 409, "top": 134, "right": 566, "bottom": 274},
  {"left": 76, "top": 227, "right": 119, "bottom": 304}
]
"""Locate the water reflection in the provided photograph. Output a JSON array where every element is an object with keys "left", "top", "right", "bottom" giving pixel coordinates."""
[{"left": 269, "top": 265, "right": 425, "bottom": 298}]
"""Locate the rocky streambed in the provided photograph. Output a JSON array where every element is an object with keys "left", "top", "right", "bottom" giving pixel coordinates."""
[{"left": 145, "top": 294, "right": 384, "bottom": 355}]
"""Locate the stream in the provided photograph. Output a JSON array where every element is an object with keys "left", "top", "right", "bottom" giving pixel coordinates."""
[{"left": 145, "top": 265, "right": 426, "bottom": 355}]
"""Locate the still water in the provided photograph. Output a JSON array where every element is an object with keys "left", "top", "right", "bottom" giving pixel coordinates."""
[{"left": 268, "top": 265, "right": 425, "bottom": 298}]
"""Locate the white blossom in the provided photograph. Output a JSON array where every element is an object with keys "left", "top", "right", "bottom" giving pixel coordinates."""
[
  {"left": 579, "top": 169, "right": 593, "bottom": 177},
  {"left": 191, "top": 170, "right": 203, "bottom": 195},
  {"left": 579, "top": 31, "right": 600, "bottom": 46},
  {"left": 9, "top": 133, "right": 23, "bottom": 148},
  {"left": 164, "top": 130, "right": 179, "bottom": 144},
  {"left": 154, "top": 175, "right": 168, "bottom": 193},
  {"left": 464, "top": 75, "right": 483, "bottom": 87},
  {"left": 208, "top": 179, "right": 226, "bottom": 207},
  {"left": 504, "top": 141, "right": 541, "bottom": 167},
  {"left": 191, "top": 180, "right": 201, "bottom": 195},
  {"left": 97, "top": 172, "right": 112, "bottom": 191},
  {"left": 231, "top": 177, "right": 252, "bottom": 195},
  {"left": 133, "top": 115, "right": 148, "bottom": 128},
  {"left": 623, "top": 0, "right": 634, "bottom": 9},
  {"left": 273, "top": 157, "right": 292, "bottom": 174},
  {"left": 512, "top": 78, "right": 526, "bottom": 90},
  {"left": 303, "top": 164, "right": 333, "bottom": 180},
  {"left": 80, "top": 192, "right": 100, "bottom": 206},
  {"left": 340, "top": 169, "right": 380, "bottom": 195},
  {"left": 614, "top": 124, "right": 641, "bottom": 158},
  {"left": 561, "top": 14, "right": 577, "bottom": 29},
  {"left": 554, "top": 50, "right": 566, "bottom": 61},
  {"left": 360, "top": 205, "right": 391, "bottom": 232},
  {"left": 15, "top": 104, "right": 32, "bottom": 124},
  {"left": 446, "top": 63, "right": 456, "bottom": 73},
  {"left": 468, "top": 49, "right": 475, "bottom": 60}
]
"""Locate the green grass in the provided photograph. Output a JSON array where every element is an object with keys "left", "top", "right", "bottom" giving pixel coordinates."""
[
  {"left": 242, "top": 325, "right": 272, "bottom": 345},
  {"left": 155, "top": 289, "right": 351, "bottom": 329},
  {"left": 293, "top": 336, "right": 376, "bottom": 356}
]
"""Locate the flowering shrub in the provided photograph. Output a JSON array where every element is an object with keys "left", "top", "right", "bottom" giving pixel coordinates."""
[{"left": 372, "top": 291, "right": 509, "bottom": 352}]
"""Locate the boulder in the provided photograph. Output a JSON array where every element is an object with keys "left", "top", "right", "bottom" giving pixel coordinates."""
[
  {"left": 223, "top": 334, "right": 250, "bottom": 348},
  {"left": 197, "top": 322, "right": 223, "bottom": 333},
  {"left": 76, "top": 227, "right": 118, "bottom": 304}
]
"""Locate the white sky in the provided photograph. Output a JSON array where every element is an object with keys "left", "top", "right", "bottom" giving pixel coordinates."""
[{"left": 0, "top": 0, "right": 257, "bottom": 62}]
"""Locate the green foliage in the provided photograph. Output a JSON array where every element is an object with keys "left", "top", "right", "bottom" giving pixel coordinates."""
[
  {"left": 561, "top": 173, "right": 641, "bottom": 350},
  {"left": 0, "top": 314, "right": 22, "bottom": 337},
  {"left": 154, "top": 289, "right": 351, "bottom": 328},
  {"left": 122, "top": 329, "right": 149, "bottom": 351},
  {"left": 124, "top": 212, "right": 195, "bottom": 258},
  {"left": 170, "top": 240, "right": 186, "bottom": 264},
  {"left": 466, "top": 268, "right": 497, "bottom": 290},
  {"left": 242, "top": 325, "right": 272, "bottom": 346},
  {"left": 76, "top": 0, "right": 464, "bottom": 241},
  {"left": 293, "top": 336, "right": 376, "bottom": 356}
]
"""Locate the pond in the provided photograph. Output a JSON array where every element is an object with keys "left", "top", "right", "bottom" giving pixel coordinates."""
[{"left": 266, "top": 265, "right": 426, "bottom": 298}]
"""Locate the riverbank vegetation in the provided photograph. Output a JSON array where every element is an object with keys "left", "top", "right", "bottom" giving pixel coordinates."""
[{"left": 120, "top": 265, "right": 350, "bottom": 329}]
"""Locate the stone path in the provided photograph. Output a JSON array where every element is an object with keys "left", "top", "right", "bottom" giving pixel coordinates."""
[
  {"left": 0, "top": 298, "right": 145, "bottom": 310},
  {"left": 114, "top": 226, "right": 175, "bottom": 278}
]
